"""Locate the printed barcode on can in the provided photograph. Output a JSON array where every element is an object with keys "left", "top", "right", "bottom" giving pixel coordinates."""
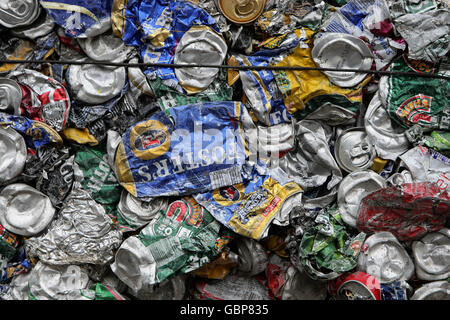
[
  {"left": 150, "top": 237, "right": 183, "bottom": 268},
  {"left": 209, "top": 166, "right": 242, "bottom": 190}
]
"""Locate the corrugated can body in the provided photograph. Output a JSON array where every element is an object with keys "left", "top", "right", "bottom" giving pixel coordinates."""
[{"left": 115, "top": 101, "right": 250, "bottom": 199}]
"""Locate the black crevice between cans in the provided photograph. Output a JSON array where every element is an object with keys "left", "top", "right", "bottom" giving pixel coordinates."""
[{"left": 1, "top": 59, "right": 449, "bottom": 80}]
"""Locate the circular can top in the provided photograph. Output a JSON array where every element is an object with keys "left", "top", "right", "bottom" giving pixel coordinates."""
[
  {"left": 335, "top": 127, "right": 376, "bottom": 173},
  {"left": 174, "top": 25, "right": 227, "bottom": 94},
  {"left": 0, "top": 183, "right": 55, "bottom": 236},
  {"left": 337, "top": 170, "right": 386, "bottom": 228},
  {"left": 411, "top": 281, "right": 450, "bottom": 300},
  {"left": 67, "top": 63, "right": 126, "bottom": 105},
  {"left": 215, "top": 0, "right": 266, "bottom": 25},
  {"left": 78, "top": 32, "right": 134, "bottom": 63},
  {"left": 357, "top": 231, "right": 415, "bottom": 284},
  {"left": 312, "top": 33, "right": 373, "bottom": 88},
  {"left": 0, "top": 126, "right": 27, "bottom": 182},
  {"left": 0, "top": 78, "right": 22, "bottom": 116},
  {"left": 235, "top": 237, "right": 268, "bottom": 276},
  {"left": 364, "top": 94, "right": 410, "bottom": 160},
  {"left": 335, "top": 271, "right": 381, "bottom": 300},
  {"left": 412, "top": 228, "right": 450, "bottom": 281},
  {"left": 10, "top": 9, "right": 55, "bottom": 40},
  {"left": 0, "top": 0, "right": 40, "bottom": 28},
  {"left": 117, "top": 190, "right": 168, "bottom": 229}
]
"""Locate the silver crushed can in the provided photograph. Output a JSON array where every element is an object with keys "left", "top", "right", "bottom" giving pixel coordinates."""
[
  {"left": 334, "top": 127, "right": 377, "bottom": 173},
  {"left": 364, "top": 93, "right": 411, "bottom": 160},
  {"left": 235, "top": 237, "right": 268, "bottom": 276},
  {"left": 412, "top": 227, "right": 450, "bottom": 281},
  {"left": 0, "top": 0, "right": 41, "bottom": 28},
  {"left": 337, "top": 170, "right": 386, "bottom": 228},
  {"left": 0, "top": 183, "right": 56, "bottom": 236},
  {"left": 77, "top": 31, "right": 134, "bottom": 63},
  {"left": 9, "top": 9, "right": 55, "bottom": 40},
  {"left": 312, "top": 32, "right": 373, "bottom": 88},
  {"left": 357, "top": 231, "right": 415, "bottom": 284},
  {"left": 117, "top": 190, "right": 169, "bottom": 231},
  {"left": 67, "top": 63, "right": 126, "bottom": 105},
  {"left": 0, "top": 126, "right": 27, "bottom": 183},
  {"left": 257, "top": 122, "right": 295, "bottom": 162},
  {"left": 411, "top": 281, "right": 450, "bottom": 300},
  {"left": 282, "top": 265, "right": 328, "bottom": 300},
  {"left": 174, "top": 25, "right": 228, "bottom": 94},
  {"left": 0, "top": 78, "right": 22, "bottom": 115},
  {"left": 128, "top": 57, "right": 155, "bottom": 98},
  {"left": 127, "top": 275, "right": 186, "bottom": 300}
]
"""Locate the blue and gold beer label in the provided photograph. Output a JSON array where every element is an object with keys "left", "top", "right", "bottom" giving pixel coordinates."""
[
  {"left": 115, "top": 101, "right": 252, "bottom": 200},
  {"left": 194, "top": 164, "right": 302, "bottom": 240}
]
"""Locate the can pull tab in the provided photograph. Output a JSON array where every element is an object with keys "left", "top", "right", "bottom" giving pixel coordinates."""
[{"left": 235, "top": 0, "right": 255, "bottom": 16}]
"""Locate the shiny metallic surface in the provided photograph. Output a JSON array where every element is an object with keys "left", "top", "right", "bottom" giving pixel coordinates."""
[
  {"left": 305, "top": 103, "right": 356, "bottom": 126},
  {"left": 67, "top": 63, "right": 126, "bottom": 105},
  {"left": 106, "top": 129, "right": 122, "bottom": 173},
  {"left": 0, "top": 0, "right": 40, "bottom": 28},
  {"left": 215, "top": 0, "right": 266, "bottom": 25},
  {"left": 174, "top": 25, "right": 227, "bottom": 93},
  {"left": 0, "top": 126, "right": 26, "bottom": 182},
  {"left": 411, "top": 281, "right": 450, "bottom": 300},
  {"left": 235, "top": 237, "right": 268, "bottom": 276},
  {"left": 279, "top": 120, "right": 342, "bottom": 190},
  {"left": 334, "top": 127, "right": 376, "bottom": 173},
  {"left": 117, "top": 190, "right": 168, "bottom": 229},
  {"left": 28, "top": 261, "right": 92, "bottom": 300},
  {"left": 10, "top": 9, "right": 55, "bottom": 40},
  {"left": 337, "top": 170, "right": 386, "bottom": 228},
  {"left": 0, "top": 78, "right": 22, "bottom": 115},
  {"left": 128, "top": 57, "right": 155, "bottom": 98},
  {"left": 364, "top": 94, "right": 410, "bottom": 160},
  {"left": 357, "top": 232, "right": 414, "bottom": 284},
  {"left": 24, "top": 163, "right": 122, "bottom": 265},
  {"left": 337, "top": 280, "right": 376, "bottom": 300},
  {"left": 0, "top": 183, "right": 55, "bottom": 236},
  {"left": 9, "top": 69, "right": 71, "bottom": 131},
  {"left": 257, "top": 122, "right": 294, "bottom": 158},
  {"left": 312, "top": 32, "right": 373, "bottom": 88},
  {"left": 386, "top": 170, "right": 413, "bottom": 187},
  {"left": 78, "top": 31, "right": 134, "bottom": 63},
  {"left": 303, "top": 258, "right": 340, "bottom": 280},
  {"left": 412, "top": 228, "right": 450, "bottom": 281},
  {"left": 282, "top": 265, "right": 328, "bottom": 300}
]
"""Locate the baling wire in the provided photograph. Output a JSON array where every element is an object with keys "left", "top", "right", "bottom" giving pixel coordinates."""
[{"left": 0, "top": 59, "right": 449, "bottom": 80}]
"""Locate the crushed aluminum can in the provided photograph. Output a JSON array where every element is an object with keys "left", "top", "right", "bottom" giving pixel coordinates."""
[
  {"left": 77, "top": 31, "right": 134, "bottom": 63},
  {"left": 9, "top": 69, "right": 71, "bottom": 132},
  {"left": 128, "top": 57, "right": 155, "bottom": 98},
  {"left": 194, "top": 274, "right": 271, "bottom": 300},
  {"left": 412, "top": 227, "right": 450, "bottom": 281},
  {"left": 39, "top": 0, "right": 112, "bottom": 38},
  {"left": 194, "top": 163, "right": 302, "bottom": 240},
  {"left": 257, "top": 122, "right": 294, "bottom": 161},
  {"left": 0, "top": 38, "right": 35, "bottom": 75},
  {"left": 357, "top": 182, "right": 450, "bottom": 241},
  {"left": 111, "top": 197, "right": 232, "bottom": 290},
  {"left": 0, "top": 78, "right": 22, "bottom": 115},
  {"left": 364, "top": 93, "right": 411, "bottom": 161},
  {"left": 116, "top": 190, "right": 169, "bottom": 232},
  {"left": 174, "top": 25, "right": 228, "bottom": 94},
  {"left": 127, "top": 275, "right": 186, "bottom": 300},
  {"left": 0, "top": 126, "right": 26, "bottom": 183},
  {"left": 386, "top": 169, "right": 414, "bottom": 187},
  {"left": 399, "top": 146, "right": 450, "bottom": 192},
  {"left": 9, "top": 9, "right": 55, "bottom": 40},
  {"left": 279, "top": 119, "right": 342, "bottom": 191},
  {"left": 235, "top": 237, "right": 268, "bottom": 276},
  {"left": 114, "top": 101, "right": 253, "bottom": 199},
  {"left": 357, "top": 231, "right": 415, "bottom": 284},
  {"left": 0, "top": 0, "right": 41, "bottom": 28},
  {"left": 24, "top": 163, "right": 123, "bottom": 265},
  {"left": 380, "top": 280, "right": 413, "bottom": 300},
  {"left": 214, "top": 0, "right": 267, "bottom": 25},
  {"left": 330, "top": 271, "right": 381, "bottom": 300},
  {"left": 89, "top": 283, "right": 127, "bottom": 300},
  {"left": 0, "top": 267, "right": 33, "bottom": 300},
  {"left": 378, "top": 54, "right": 450, "bottom": 131},
  {"left": 311, "top": 33, "right": 373, "bottom": 88},
  {"left": 67, "top": 63, "right": 127, "bottom": 105},
  {"left": 410, "top": 280, "right": 450, "bottom": 300},
  {"left": 27, "top": 262, "right": 92, "bottom": 300},
  {"left": 190, "top": 249, "right": 239, "bottom": 280},
  {"left": 0, "top": 183, "right": 55, "bottom": 237},
  {"left": 334, "top": 127, "right": 377, "bottom": 173},
  {"left": 337, "top": 170, "right": 386, "bottom": 228},
  {"left": 281, "top": 265, "right": 328, "bottom": 300}
]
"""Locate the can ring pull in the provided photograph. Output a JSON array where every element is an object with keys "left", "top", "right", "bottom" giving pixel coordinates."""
[{"left": 235, "top": 0, "right": 255, "bottom": 16}]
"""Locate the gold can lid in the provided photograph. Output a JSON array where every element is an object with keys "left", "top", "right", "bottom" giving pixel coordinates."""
[{"left": 216, "top": 0, "right": 266, "bottom": 24}]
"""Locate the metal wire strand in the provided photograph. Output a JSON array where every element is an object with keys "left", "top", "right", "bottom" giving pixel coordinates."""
[{"left": 1, "top": 59, "right": 449, "bottom": 80}]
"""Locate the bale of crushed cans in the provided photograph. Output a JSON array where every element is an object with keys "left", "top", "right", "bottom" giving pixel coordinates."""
[{"left": 0, "top": 0, "right": 449, "bottom": 301}]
